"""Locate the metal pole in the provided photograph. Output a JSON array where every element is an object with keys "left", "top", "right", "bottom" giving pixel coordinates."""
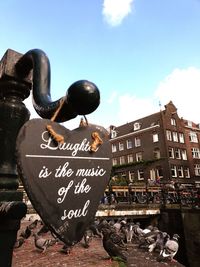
[{"left": 0, "top": 49, "right": 31, "bottom": 267}]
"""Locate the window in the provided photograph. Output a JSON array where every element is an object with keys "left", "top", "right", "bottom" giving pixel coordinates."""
[
  {"left": 181, "top": 149, "right": 187, "bottom": 160},
  {"left": 135, "top": 137, "right": 141, "bottom": 147},
  {"left": 172, "top": 132, "right": 178, "bottom": 142},
  {"left": 129, "top": 171, "right": 135, "bottom": 183},
  {"left": 187, "top": 120, "right": 192, "bottom": 127},
  {"left": 171, "top": 165, "right": 177, "bottom": 177},
  {"left": 121, "top": 172, "right": 127, "bottom": 179},
  {"left": 157, "top": 167, "right": 163, "bottom": 179},
  {"left": 134, "top": 122, "right": 141, "bottom": 131},
  {"left": 153, "top": 133, "right": 159, "bottom": 142},
  {"left": 169, "top": 147, "right": 174, "bottom": 158},
  {"left": 189, "top": 131, "right": 198, "bottom": 143},
  {"left": 111, "top": 129, "right": 117, "bottom": 138},
  {"left": 179, "top": 133, "right": 185, "bottom": 143},
  {"left": 171, "top": 118, "right": 176, "bottom": 126},
  {"left": 112, "top": 144, "right": 117, "bottom": 153},
  {"left": 119, "top": 142, "right": 124, "bottom": 151},
  {"left": 184, "top": 167, "right": 190, "bottom": 178},
  {"left": 175, "top": 148, "right": 181, "bottom": 159},
  {"left": 153, "top": 148, "right": 160, "bottom": 159},
  {"left": 136, "top": 152, "right": 142, "bottom": 162},
  {"left": 126, "top": 139, "right": 132, "bottom": 149},
  {"left": 194, "top": 164, "right": 200, "bottom": 176},
  {"left": 127, "top": 154, "right": 133, "bottom": 163},
  {"left": 166, "top": 130, "right": 172, "bottom": 141},
  {"left": 150, "top": 169, "right": 156, "bottom": 180},
  {"left": 119, "top": 156, "right": 125, "bottom": 165},
  {"left": 138, "top": 169, "right": 144, "bottom": 180},
  {"left": 112, "top": 158, "right": 117, "bottom": 166},
  {"left": 177, "top": 166, "right": 184, "bottom": 178},
  {"left": 192, "top": 147, "right": 200, "bottom": 158}
]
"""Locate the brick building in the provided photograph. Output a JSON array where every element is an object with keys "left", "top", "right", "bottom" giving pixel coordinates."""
[{"left": 109, "top": 101, "right": 200, "bottom": 188}]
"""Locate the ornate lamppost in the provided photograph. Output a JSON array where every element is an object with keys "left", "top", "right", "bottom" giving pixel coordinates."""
[{"left": 0, "top": 48, "right": 100, "bottom": 266}]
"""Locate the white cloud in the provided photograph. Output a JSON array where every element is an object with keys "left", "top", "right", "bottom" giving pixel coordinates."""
[
  {"left": 117, "top": 94, "right": 157, "bottom": 125},
  {"left": 155, "top": 67, "right": 200, "bottom": 122},
  {"left": 107, "top": 66, "right": 200, "bottom": 127},
  {"left": 107, "top": 90, "right": 118, "bottom": 104},
  {"left": 24, "top": 94, "right": 38, "bottom": 119},
  {"left": 102, "top": 0, "right": 134, "bottom": 27}
]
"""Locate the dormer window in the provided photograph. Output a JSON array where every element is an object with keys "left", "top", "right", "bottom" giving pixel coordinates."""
[
  {"left": 134, "top": 122, "right": 141, "bottom": 131},
  {"left": 111, "top": 129, "right": 117, "bottom": 138}
]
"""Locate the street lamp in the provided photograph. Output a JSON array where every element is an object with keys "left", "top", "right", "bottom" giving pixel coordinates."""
[{"left": 0, "top": 48, "right": 100, "bottom": 266}]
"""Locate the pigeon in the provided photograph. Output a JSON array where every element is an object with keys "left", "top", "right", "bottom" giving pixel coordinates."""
[
  {"left": 133, "top": 224, "right": 145, "bottom": 240},
  {"left": 19, "top": 226, "right": 32, "bottom": 239},
  {"left": 102, "top": 227, "right": 128, "bottom": 263},
  {"left": 97, "top": 219, "right": 110, "bottom": 233},
  {"left": 148, "top": 231, "right": 170, "bottom": 253},
  {"left": 14, "top": 237, "right": 25, "bottom": 248},
  {"left": 113, "top": 219, "right": 122, "bottom": 233},
  {"left": 33, "top": 233, "right": 57, "bottom": 253},
  {"left": 142, "top": 225, "right": 154, "bottom": 234},
  {"left": 88, "top": 223, "right": 102, "bottom": 238},
  {"left": 157, "top": 234, "right": 180, "bottom": 262},
  {"left": 60, "top": 243, "right": 72, "bottom": 254},
  {"left": 37, "top": 224, "right": 50, "bottom": 235},
  {"left": 83, "top": 229, "right": 93, "bottom": 248},
  {"left": 108, "top": 219, "right": 115, "bottom": 227},
  {"left": 138, "top": 227, "right": 159, "bottom": 249},
  {"left": 124, "top": 222, "right": 135, "bottom": 243},
  {"left": 27, "top": 219, "right": 38, "bottom": 230}
]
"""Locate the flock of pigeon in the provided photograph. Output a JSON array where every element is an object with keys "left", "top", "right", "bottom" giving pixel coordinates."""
[
  {"left": 14, "top": 216, "right": 180, "bottom": 265},
  {"left": 98, "top": 218, "right": 180, "bottom": 264}
]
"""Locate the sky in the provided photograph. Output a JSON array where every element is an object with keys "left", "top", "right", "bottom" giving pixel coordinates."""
[{"left": 1, "top": 0, "right": 200, "bottom": 129}]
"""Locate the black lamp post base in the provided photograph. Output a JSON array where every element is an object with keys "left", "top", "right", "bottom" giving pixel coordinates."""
[{"left": 0, "top": 200, "right": 27, "bottom": 267}]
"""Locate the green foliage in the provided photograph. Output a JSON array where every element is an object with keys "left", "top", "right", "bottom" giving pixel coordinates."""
[
  {"left": 109, "top": 176, "right": 128, "bottom": 186},
  {"left": 112, "top": 158, "right": 162, "bottom": 171},
  {"left": 112, "top": 256, "right": 127, "bottom": 267}
]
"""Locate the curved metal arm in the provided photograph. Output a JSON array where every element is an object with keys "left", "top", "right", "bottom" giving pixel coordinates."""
[{"left": 15, "top": 49, "right": 100, "bottom": 122}]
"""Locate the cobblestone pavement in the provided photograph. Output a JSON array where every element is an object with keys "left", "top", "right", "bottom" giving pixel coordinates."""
[{"left": 12, "top": 220, "right": 185, "bottom": 267}]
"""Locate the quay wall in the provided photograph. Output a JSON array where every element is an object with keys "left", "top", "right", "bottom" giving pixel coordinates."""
[{"left": 158, "top": 208, "right": 200, "bottom": 267}]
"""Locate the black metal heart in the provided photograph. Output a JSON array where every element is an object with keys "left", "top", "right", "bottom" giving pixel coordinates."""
[{"left": 16, "top": 119, "right": 112, "bottom": 245}]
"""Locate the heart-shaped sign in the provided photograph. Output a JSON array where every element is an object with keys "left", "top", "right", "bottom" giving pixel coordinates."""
[{"left": 16, "top": 119, "right": 112, "bottom": 245}]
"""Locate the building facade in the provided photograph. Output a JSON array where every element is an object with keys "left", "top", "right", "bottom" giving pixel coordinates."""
[{"left": 109, "top": 101, "right": 200, "bottom": 188}]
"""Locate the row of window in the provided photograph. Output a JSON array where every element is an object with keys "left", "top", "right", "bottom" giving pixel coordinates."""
[
  {"left": 166, "top": 130, "right": 185, "bottom": 143},
  {"left": 112, "top": 149, "right": 160, "bottom": 166},
  {"left": 166, "top": 129, "right": 199, "bottom": 143},
  {"left": 114, "top": 162, "right": 191, "bottom": 180},
  {"left": 171, "top": 165, "right": 190, "bottom": 178},
  {"left": 117, "top": 168, "right": 163, "bottom": 182},
  {"left": 112, "top": 133, "right": 159, "bottom": 152},
  {"left": 113, "top": 147, "right": 200, "bottom": 164},
  {"left": 169, "top": 147, "right": 187, "bottom": 160},
  {"left": 112, "top": 130, "right": 200, "bottom": 154}
]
